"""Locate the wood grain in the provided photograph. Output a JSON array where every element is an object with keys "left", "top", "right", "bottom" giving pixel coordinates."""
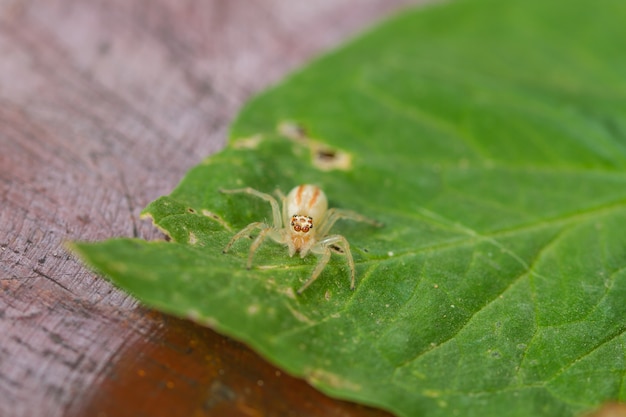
[{"left": 0, "top": 1, "right": 420, "bottom": 416}]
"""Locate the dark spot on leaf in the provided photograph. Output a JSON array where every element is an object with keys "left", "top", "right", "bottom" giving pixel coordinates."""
[
  {"left": 278, "top": 121, "right": 308, "bottom": 141},
  {"left": 330, "top": 244, "right": 344, "bottom": 253},
  {"left": 187, "top": 207, "right": 196, "bottom": 214},
  {"left": 311, "top": 143, "right": 352, "bottom": 171},
  {"left": 316, "top": 147, "right": 337, "bottom": 161}
]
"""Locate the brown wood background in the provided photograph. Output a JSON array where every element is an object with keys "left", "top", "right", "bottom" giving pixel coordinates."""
[{"left": 0, "top": 1, "right": 420, "bottom": 416}]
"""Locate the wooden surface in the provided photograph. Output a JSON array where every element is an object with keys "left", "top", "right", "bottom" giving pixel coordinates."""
[{"left": 0, "top": 1, "right": 419, "bottom": 416}]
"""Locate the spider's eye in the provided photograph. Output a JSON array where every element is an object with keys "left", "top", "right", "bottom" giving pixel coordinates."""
[{"left": 294, "top": 225, "right": 301, "bottom": 232}]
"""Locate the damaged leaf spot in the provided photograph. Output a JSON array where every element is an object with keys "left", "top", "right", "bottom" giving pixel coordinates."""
[
  {"left": 315, "top": 147, "right": 337, "bottom": 161},
  {"left": 278, "top": 120, "right": 309, "bottom": 142},
  {"left": 310, "top": 142, "right": 352, "bottom": 171},
  {"left": 233, "top": 134, "right": 263, "bottom": 149},
  {"left": 201, "top": 209, "right": 232, "bottom": 231},
  {"left": 277, "top": 120, "right": 353, "bottom": 171},
  {"left": 305, "top": 368, "right": 362, "bottom": 392}
]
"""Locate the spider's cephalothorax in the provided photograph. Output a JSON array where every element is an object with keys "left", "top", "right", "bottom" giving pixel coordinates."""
[
  {"left": 221, "top": 184, "right": 381, "bottom": 294},
  {"left": 290, "top": 214, "right": 314, "bottom": 252}
]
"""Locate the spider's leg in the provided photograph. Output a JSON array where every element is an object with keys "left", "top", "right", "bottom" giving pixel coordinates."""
[
  {"left": 220, "top": 187, "right": 282, "bottom": 228},
  {"left": 297, "top": 245, "right": 332, "bottom": 294},
  {"left": 281, "top": 194, "right": 289, "bottom": 230},
  {"left": 317, "top": 208, "right": 382, "bottom": 237},
  {"left": 319, "top": 234, "right": 355, "bottom": 290},
  {"left": 246, "top": 226, "right": 276, "bottom": 269},
  {"left": 271, "top": 189, "right": 289, "bottom": 230},
  {"left": 273, "top": 188, "right": 286, "bottom": 200},
  {"left": 301, "top": 234, "right": 355, "bottom": 293},
  {"left": 223, "top": 222, "right": 265, "bottom": 254}
]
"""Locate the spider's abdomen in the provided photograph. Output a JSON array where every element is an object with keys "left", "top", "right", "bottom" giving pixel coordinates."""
[{"left": 286, "top": 184, "right": 328, "bottom": 221}]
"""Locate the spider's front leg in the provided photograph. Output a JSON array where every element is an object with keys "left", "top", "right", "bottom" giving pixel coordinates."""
[
  {"left": 222, "top": 221, "right": 266, "bottom": 257},
  {"left": 317, "top": 208, "right": 382, "bottom": 237},
  {"left": 220, "top": 187, "right": 283, "bottom": 228},
  {"left": 221, "top": 187, "right": 290, "bottom": 270},
  {"left": 298, "top": 234, "right": 355, "bottom": 294},
  {"left": 223, "top": 222, "right": 285, "bottom": 269}
]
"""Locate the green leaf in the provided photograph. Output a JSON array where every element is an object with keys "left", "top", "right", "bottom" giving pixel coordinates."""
[{"left": 72, "top": 0, "right": 626, "bottom": 416}]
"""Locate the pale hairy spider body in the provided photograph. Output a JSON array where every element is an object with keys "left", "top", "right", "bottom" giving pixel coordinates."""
[{"left": 221, "top": 184, "right": 381, "bottom": 294}]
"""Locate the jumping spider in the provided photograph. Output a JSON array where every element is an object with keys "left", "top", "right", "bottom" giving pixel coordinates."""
[{"left": 221, "top": 184, "right": 381, "bottom": 294}]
